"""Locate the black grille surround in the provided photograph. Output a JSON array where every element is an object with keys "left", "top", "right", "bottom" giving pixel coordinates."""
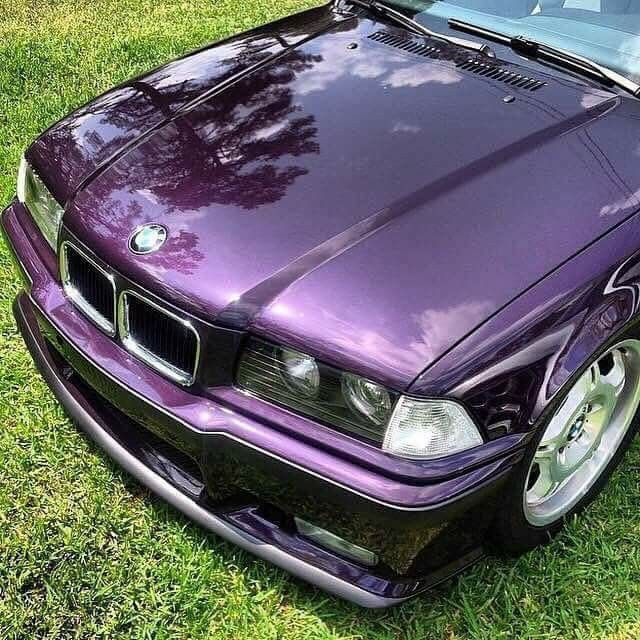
[
  {"left": 61, "top": 242, "right": 116, "bottom": 335},
  {"left": 119, "top": 291, "right": 200, "bottom": 387}
]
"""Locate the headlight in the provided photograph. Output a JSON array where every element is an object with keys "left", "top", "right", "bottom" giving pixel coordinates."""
[
  {"left": 383, "top": 397, "right": 482, "bottom": 459},
  {"left": 342, "top": 373, "right": 391, "bottom": 426},
  {"left": 236, "top": 338, "right": 484, "bottom": 459},
  {"left": 279, "top": 348, "right": 320, "bottom": 398},
  {"left": 17, "top": 157, "right": 64, "bottom": 250},
  {"left": 237, "top": 338, "right": 397, "bottom": 441}
]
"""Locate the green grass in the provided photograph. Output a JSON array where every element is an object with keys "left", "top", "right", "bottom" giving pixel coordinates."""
[{"left": 1, "top": 1, "right": 640, "bottom": 638}]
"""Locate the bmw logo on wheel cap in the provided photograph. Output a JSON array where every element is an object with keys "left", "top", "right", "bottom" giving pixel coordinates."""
[{"left": 129, "top": 224, "right": 167, "bottom": 255}]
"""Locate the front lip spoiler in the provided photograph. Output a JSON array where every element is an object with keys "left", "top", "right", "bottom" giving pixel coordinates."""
[{"left": 13, "top": 293, "right": 407, "bottom": 609}]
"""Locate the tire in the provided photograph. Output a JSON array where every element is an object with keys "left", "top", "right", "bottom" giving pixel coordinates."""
[{"left": 490, "top": 339, "right": 640, "bottom": 555}]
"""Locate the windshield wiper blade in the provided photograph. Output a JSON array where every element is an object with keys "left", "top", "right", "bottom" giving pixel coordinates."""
[
  {"left": 346, "top": 0, "right": 495, "bottom": 57},
  {"left": 449, "top": 18, "right": 640, "bottom": 97}
]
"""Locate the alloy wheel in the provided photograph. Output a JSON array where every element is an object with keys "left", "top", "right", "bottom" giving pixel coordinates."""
[{"left": 524, "top": 340, "right": 640, "bottom": 527}]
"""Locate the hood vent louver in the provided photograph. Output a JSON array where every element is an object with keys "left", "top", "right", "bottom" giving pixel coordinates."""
[
  {"left": 368, "top": 31, "right": 546, "bottom": 92},
  {"left": 368, "top": 30, "right": 441, "bottom": 59},
  {"left": 456, "top": 59, "right": 546, "bottom": 91}
]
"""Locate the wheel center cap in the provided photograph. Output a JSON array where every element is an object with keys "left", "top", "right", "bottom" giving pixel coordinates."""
[{"left": 567, "top": 406, "right": 589, "bottom": 441}]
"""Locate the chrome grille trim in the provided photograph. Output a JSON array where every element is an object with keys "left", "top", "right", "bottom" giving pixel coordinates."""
[
  {"left": 60, "top": 241, "right": 117, "bottom": 336},
  {"left": 118, "top": 290, "right": 200, "bottom": 387}
]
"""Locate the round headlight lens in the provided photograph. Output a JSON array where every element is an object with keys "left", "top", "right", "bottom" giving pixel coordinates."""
[
  {"left": 279, "top": 348, "right": 320, "bottom": 398},
  {"left": 342, "top": 373, "right": 392, "bottom": 425}
]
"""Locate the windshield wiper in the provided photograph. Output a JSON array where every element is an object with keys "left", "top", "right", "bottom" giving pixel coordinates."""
[
  {"left": 346, "top": 0, "right": 495, "bottom": 57},
  {"left": 449, "top": 18, "right": 640, "bottom": 97}
]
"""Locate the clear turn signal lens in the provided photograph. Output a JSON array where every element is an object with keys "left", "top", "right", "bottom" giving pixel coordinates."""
[{"left": 383, "top": 397, "right": 483, "bottom": 459}]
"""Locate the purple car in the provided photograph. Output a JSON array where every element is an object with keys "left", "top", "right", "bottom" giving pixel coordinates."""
[{"left": 4, "top": 0, "right": 640, "bottom": 607}]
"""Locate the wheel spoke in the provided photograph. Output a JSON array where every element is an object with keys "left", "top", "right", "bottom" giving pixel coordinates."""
[
  {"left": 588, "top": 360, "right": 601, "bottom": 393},
  {"left": 537, "top": 429, "right": 567, "bottom": 453},
  {"left": 593, "top": 351, "right": 625, "bottom": 410},
  {"left": 559, "top": 437, "right": 591, "bottom": 473},
  {"left": 528, "top": 455, "right": 556, "bottom": 501},
  {"left": 530, "top": 443, "right": 571, "bottom": 500},
  {"left": 603, "top": 349, "right": 626, "bottom": 397},
  {"left": 583, "top": 403, "right": 610, "bottom": 451},
  {"left": 542, "top": 370, "right": 591, "bottom": 445}
]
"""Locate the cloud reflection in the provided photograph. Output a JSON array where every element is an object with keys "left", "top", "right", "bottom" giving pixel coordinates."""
[
  {"left": 296, "top": 38, "right": 462, "bottom": 95},
  {"left": 299, "top": 299, "right": 495, "bottom": 381}
]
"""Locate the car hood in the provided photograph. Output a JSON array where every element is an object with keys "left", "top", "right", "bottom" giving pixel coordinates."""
[{"left": 63, "top": 15, "right": 640, "bottom": 391}]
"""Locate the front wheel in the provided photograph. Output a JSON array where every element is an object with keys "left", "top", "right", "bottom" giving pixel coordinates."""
[{"left": 491, "top": 339, "right": 640, "bottom": 554}]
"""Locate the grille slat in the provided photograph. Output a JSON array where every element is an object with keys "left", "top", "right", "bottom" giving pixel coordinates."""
[
  {"left": 62, "top": 244, "right": 116, "bottom": 334},
  {"left": 123, "top": 293, "right": 199, "bottom": 385}
]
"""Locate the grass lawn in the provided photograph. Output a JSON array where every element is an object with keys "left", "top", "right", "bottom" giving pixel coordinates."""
[{"left": 1, "top": 1, "right": 640, "bottom": 638}]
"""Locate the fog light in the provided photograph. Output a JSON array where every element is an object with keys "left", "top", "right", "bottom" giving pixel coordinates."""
[{"left": 294, "top": 517, "right": 379, "bottom": 567}]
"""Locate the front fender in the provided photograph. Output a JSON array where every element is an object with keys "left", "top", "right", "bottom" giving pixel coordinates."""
[{"left": 410, "top": 211, "right": 640, "bottom": 439}]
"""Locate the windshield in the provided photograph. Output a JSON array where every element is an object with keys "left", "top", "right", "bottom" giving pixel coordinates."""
[{"left": 388, "top": 1, "right": 640, "bottom": 83}]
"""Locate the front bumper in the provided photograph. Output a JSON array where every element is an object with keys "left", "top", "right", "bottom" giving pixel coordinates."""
[{"left": 2, "top": 199, "right": 529, "bottom": 607}]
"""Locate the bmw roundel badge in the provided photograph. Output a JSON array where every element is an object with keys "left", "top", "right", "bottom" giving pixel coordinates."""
[{"left": 129, "top": 224, "right": 168, "bottom": 255}]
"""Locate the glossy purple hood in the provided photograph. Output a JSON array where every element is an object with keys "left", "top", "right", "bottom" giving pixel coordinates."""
[
  {"left": 27, "top": 5, "right": 336, "bottom": 204},
  {"left": 34, "top": 8, "right": 640, "bottom": 391}
]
